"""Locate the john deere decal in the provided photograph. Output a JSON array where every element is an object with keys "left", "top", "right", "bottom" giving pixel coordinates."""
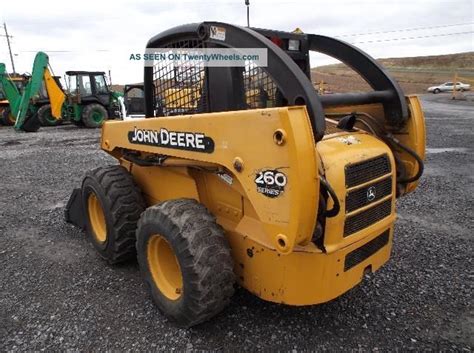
[{"left": 128, "top": 127, "right": 214, "bottom": 153}]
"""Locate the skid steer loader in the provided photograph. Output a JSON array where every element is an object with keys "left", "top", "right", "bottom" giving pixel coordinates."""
[{"left": 65, "top": 22, "right": 425, "bottom": 327}]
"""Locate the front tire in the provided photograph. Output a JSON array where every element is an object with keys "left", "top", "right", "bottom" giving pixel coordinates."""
[
  {"left": 433, "top": 88, "right": 440, "bottom": 94},
  {"left": 82, "top": 103, "right": 108, "bottom": 128},
  {"left": 81, "top": 165, "right": 146, "bottom": 263},
  {"left": 136, "top": 199, "right": 235, "bottom": 327}
]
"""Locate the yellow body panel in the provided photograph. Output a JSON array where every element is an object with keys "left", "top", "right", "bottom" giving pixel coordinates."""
[
  {"left": 103, "top": 107, "right": 320, "bottom": 254},
  {"left": 395, "top": 96, "right": 426, "bottom": 194},
  {"left": 98, "top": 102, "right": 419, "bottom": 305},
  {"left": 43, "top": 69, "right": 66, "bottom": 119},
  {"left": 318, "top": 132, "right": 396, "bottom": 252},
  {"left": 227, "top": 225, "right": 393, "bottom": 305}
]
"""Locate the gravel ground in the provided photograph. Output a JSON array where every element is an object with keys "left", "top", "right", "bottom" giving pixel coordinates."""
[{"left": 0, "top": 93, "right": 472, "bottom": 351}]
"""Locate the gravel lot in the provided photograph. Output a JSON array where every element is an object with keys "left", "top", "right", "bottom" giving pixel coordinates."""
[{"left": 0, "top": 94, "right": 472, "bottom": 351}]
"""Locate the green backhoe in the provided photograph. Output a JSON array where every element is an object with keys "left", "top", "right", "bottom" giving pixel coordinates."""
[{"left": 0, "top": 51, "right": 122, "bottom": 132}]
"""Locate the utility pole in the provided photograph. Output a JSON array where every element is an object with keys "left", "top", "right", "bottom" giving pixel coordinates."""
[
  {"left": 245, "top": 0, "right": 250, "bottom": 27},
  {"left": 2, "top": 23, "right": 16, "bottom": 74}
]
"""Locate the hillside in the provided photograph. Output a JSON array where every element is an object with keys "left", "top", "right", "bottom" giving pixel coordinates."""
[{"left": 312, "top": 52, "right": 474, "bottom": 94}]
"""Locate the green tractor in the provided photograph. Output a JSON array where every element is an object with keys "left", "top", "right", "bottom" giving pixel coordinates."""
[{"left": 37, "top": 70, "right": 122, "bottom": 127}]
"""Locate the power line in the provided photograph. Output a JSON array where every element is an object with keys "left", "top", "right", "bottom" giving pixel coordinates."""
[
  {"left": 352, "top": 30, "right": 474, "bottom": 44},
  {"left": 19, "top": 49, "right": 110, "bottom": 53},
  {"left": 337, "top": 22, "right": 474, "bottom": 37}
]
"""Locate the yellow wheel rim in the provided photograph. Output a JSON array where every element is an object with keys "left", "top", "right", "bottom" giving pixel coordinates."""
[
  {"left": 147, "top": 235, "right": 183, "bottom": 300},
  {"left": 87, "top": 193, "right": 107, "bottom": 243}
]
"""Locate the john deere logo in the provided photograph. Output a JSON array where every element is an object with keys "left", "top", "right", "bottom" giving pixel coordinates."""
[{"left": 367, "top": 186, "right": 376, "bottom": 202}]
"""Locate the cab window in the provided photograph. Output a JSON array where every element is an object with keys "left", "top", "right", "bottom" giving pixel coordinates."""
[
  {"left": 94, "top": 75, "right": 108, "bottom": 94},
  {"left": 79, "top": 75, "right": 92, "bottom": 96}
]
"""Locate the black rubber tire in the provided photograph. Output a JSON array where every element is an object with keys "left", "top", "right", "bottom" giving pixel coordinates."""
[
  {"left": 81, "top": 103, "right": 108, "bottom": 128},
  {"left": 136, "top": 199, "right": 235, "bottom": 327},
  {"left": 37, "top": 104, "right": 62, "bottom": 126},
  {"left": 1, "top": 107, "right": 15, "bottom": 126},
  {"left": 433, "top": 89, "right": 440, "bottom": 94},
  {"left": 81, "top": 165, "right": 146, "bottom": 264}
]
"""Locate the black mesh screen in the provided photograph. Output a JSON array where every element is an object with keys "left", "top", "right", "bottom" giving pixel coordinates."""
[
  {"left": 151, "top": 39, "right": 208, "bottom": 116},
  {"left": 345, "top": 154, "right": 391, "bottom": 188},
  {"left": 151, "top": 41, "right": 282, "bottom": 115},
  {"left": 345, "top": 177, "right": 392, "bottom": 213},
  {"left": 344, "top": 229, "right": 390, "bottom": 271},
  {"left": 243, "top": 62, "right": 279, "bottom": 109},
  {"left": 344, "top": 199, "right": 392, "bottom": 237}
]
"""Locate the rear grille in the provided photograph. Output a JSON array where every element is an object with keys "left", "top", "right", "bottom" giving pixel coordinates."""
[
  {"left": 345, "top": 154, "right": 391, "bottom": 188},
  {"left": 346, "top": 177, "right": 392, "bottom": 213},
  {"left": 344, "top": 199, "right": 392, "bottom": 237},
  {"left": 344, "top": 229, "right": 390, "bottom": 271}
]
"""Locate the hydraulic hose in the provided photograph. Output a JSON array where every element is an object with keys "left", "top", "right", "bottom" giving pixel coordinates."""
[
  {"left": 385, "top": 134, "right": 425, "bottom": 183},
  {"left": 326, "top": 112, "right": 424, "bottom": 184},
  {"left": 320, "top": 176, "right": 340, "bottom": 218}
]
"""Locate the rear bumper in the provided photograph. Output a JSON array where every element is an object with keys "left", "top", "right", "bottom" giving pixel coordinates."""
[{"left": 230, "top": 224, "right": 393, "bottom": 305}]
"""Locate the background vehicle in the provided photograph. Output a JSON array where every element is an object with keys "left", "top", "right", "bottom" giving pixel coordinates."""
[
  {"left": 120, "top": 84, "right": 145, "bottom": 119},
  {"left": 66, "top": 22, "right": 425, "bottom": 327},
  {"left": 0, "top": 74, "right": 29, "bottom": 126},
  {"left": 0, "top": 51, "right": 123, "bottom": 131},
  {"left": 427, "top": 81, "right": 471, "bottom": 93},
  {"left": 0, "top": 53, "right": 64, "bottom": 132},
  {"left": 39, "top": 70, "right": 122, "bottom": 127}
]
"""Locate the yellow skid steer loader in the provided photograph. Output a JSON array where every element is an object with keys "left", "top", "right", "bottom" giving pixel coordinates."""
[{"left": 66, "top": 22, "right": 425, "bottom": 327}]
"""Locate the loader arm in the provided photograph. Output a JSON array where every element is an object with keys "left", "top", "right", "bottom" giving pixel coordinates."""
[{"left": 0, "top": 52, "right": 66, "bottom": 131}]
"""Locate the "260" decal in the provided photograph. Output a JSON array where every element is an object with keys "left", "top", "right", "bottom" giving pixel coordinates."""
[{"left": 255, "top": 170, "right": 287, "bottom": 198}]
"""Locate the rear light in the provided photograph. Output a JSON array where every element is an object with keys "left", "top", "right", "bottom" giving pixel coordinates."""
[
  {"left": 288, "top": 39, "right": 300, "bottom": 51},
  {"left": 270, "top": 36, "right": 284, "bottom": 48}
]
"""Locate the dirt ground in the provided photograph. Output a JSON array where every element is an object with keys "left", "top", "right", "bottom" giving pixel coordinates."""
[{"left": 0, "top": 93, "right": 473, "bottom": 350}]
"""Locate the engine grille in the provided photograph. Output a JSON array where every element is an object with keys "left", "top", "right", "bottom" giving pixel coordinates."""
[
  {"left": 344, "top": 199, "right": 392, "bottom": 237},
  {"left": 344, "top": 229, "right": 390, "bottom": 271},
  {"left": 345, "top": 177, "right": 392, "bottom": 213},
  {"left": 345, "top": 154, "right": 391, "bottom": 188}
]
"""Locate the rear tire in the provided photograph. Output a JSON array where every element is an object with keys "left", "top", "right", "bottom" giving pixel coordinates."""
[
  {"left": 1, "top": 108, "right": 15, "bottom": 126},
  {"left": 136, "top": 199, "right": 235, "bottom": 327},
  {"left": 38, "top": 104, "right": 62, "bottom": 126},
  {"left": 81, "top": 165, "right": 146, "bottom": 263},
  {"left": 433, "top": 88, "right": 440, "bottom": 94},
  {"left": 82, "top": 103, "right": 108, "bottom": 128}
]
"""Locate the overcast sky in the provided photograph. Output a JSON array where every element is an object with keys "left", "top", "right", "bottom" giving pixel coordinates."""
[{"left": 1, "top": 0, "right": 473, "bottom": 84}]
